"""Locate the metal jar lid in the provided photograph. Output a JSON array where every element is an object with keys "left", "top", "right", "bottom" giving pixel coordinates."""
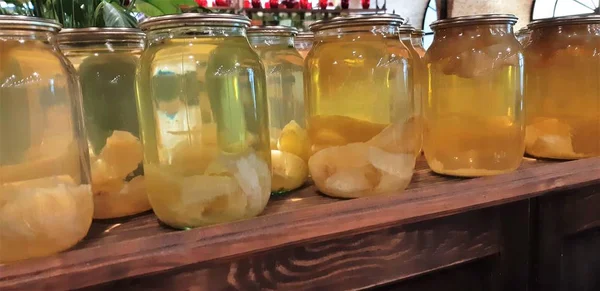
[
  {"left": 412, "top": 29, "right": 424, "bottom": 36},
  {"left": 528, "top": 14, "right": 600, "bottom": 29},
  {"left": 0, "top": 15, "right": 61, "bottom": 32},
  {"left": 398, "top": 24, "right": 416, "bottom": 34},
  {"left": 58, "top": 28, "right": 145, "bottom": 44},
  {"left": 310, "top": 14, "right": 406, "bottom": 32},
  {"left": 139, "top": 13, "right": 251, "bottom": 31},
  {"left": 296, "top": 31, "right": 314, "bottom": 40},
  {"left": 247, "top": 26, "right": 298, "bottom": 36},
  {"left": 430, "top": 14, "right": 518, "bottom": 29}
]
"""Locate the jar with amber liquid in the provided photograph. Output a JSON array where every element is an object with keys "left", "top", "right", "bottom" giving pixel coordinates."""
[
  {"left": 247, "top": 26, "right": 308, "bottom": 194},
  {"left": 294, "top": 31, "right": 314, "bottom": 59},
  {"left": 305, "top": 14, "right": 417, "bottom": 199},
  {"left": 516, "top": 26, "right": 531, "bottom": 47},
  {"left": 0, "top": 16, "right": 92, "bottom": 263},
  {"left": 524, "top": 15, "right": 600, "bottom": 159},
  {"left": 137, "top": 14, "right": 271, "bottom": 229},
  {"left": 58, "top": 28, "right": 150, "bottom": 219},
  {"left": 424, "top": 14, "right": 525, "bottom": 177},
  {"left": 411, "top": 29, "right": 426, "bottom": 57},
  {"left": 400, "top": 25, "right": 425, "bottom": 153}
]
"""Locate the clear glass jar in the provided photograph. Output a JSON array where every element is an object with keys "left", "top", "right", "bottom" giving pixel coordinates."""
[
  {"left": 57, "top": 28, "right": 150, "bottom": 219},
  {"left": 137, "top": 14, "right": 271, "bottom": 229},
  {"left": 524, "top": 15, "right": 600, "bottom": 159},
  {"left": 424, "top": 14, "right": 525, "bottom": 177},
  {"left": 516, "top": 27, "right": 532, "bottom": 47},
  {"left": 400, "top": 25, "right": 425, "bottom": 154},
  {"left": 411, "top": 29, "right": 426, "bottom": 57},
  {"left": 247, "top": 26, "right": 308, "bottom": 194},
  {"left": 294, "top": 31, "right": 314, "bottom": 59},
  {"left": 305, "top": 14, "right": 417, "bottom": 199},
  {"left": 0, "top": 16, "right": 92, "bottom": 263}
]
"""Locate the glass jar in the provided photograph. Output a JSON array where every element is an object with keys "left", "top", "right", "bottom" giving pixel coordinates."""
[
  {"left": 294, "top": 31, "right": 314, "bottom": 59},
  {"left": 57, "top": 28, "right": 150, "bottom": 219},
  {"left": 0, "top": 16, "right": 92, "bottom": 263},
  {"left": 424, "top": 14, "right": 525, "bottom": 177},
  {"left": 399, "top": 25, "right": 425, "bottom": 154},
  {"left": 516, "top": 26, "right": 531, "bottom": 47},
  {"left": 524, "top": 15, "right": 600, "bottom": 159},
  {"left": 305, "top": 14, "right": 417, "bottom": 199},
  {"left": 411, "top": 29, "right": 426, "bottom": 57},
  {"left": 247, "top": 26, "right": 308, "bottom": 194},
  {"left": 137, "top": 14, "right": 271, "bottom": 229}
]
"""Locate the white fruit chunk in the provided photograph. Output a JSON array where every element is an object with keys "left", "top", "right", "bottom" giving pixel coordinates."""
[
  {"left": 99, "top": 130, "right": 143, "bottom": 178},
  {"left": 93, "top": 176, "right": 151, "bottom": 219}
]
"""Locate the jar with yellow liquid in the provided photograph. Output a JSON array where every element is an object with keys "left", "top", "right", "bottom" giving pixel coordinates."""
[
  {"left": 0, "top": 16, "right": 93, "bottom": 263},
  {"left": 524, "top": 15, "right": 600, "bottom": 159},
  {"left": 58, "top": 28, "right": 150, "bottom": 219},
  {"left": 247, "top": 26, "right": 308, "bottom": 194},
  {"left": 424, "top": 14, "right": 525, "bottom": 177},
  {"left": 305, "top": 14, "right": 417, "bottom": 199},
  {"left": 294, "top": 31, "right": 314, "bottom": 59},
  {"left": 411, "top": 29, "right": 426, "bottom": 57},
  {"left": 137, "top": 14, "right": 271, "bottom": 229},
  {"left": 400, "top": 25, "right": 425, "bottom": 154}
]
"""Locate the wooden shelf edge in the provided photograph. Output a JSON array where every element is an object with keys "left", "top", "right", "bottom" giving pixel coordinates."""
[{"left": 1, "top": 157, "right": 599, "bottom": 290}]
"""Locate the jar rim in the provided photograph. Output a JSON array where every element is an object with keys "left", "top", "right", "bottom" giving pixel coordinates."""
[
  {"left": 430, "top": 14, "right": 518, "bottom": 29},
  {"left": 296, "top": 31, "right": 314, "bottom": 39},
  {"left": 309, "top": 14, "right": 405, "bottom": 32},
  {"left": 398, "top": 24, "right": 416, "bottom": 33},
  {"left": 58, "top": 28, "right": 145, "bottom": 44},
  {"left": 247, "top": 26, "right": 298, "bottom": 36},
  {"left": 0, "top": 15, "right": 61, "bottom": 32},
  {"left": 528, "top": 14, "right": 600, "bottom": 29},
  {"left": 412, "top": 29, "right": 424, "bottom": 36},
  {"left": 139, "top": 13, "right": 250, "bottom": 31}
]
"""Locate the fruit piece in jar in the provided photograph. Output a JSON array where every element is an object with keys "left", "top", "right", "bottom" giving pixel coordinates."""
[
  {"left": 0, "top": 177, "right": 93, "bottom": 263},
  {"left": 171, "top": 140, "right": 219, "bottom": 175},
  {"left": 526, "top": 118, "right": 584, "bottom": 159},
  {"left": 93, "top": 175, "right": 151, "bottom": 219},
  {"left": 308, "top": 115, "right": 387, "bottom": 154},
  {"left": 99, "top": 130, "right": 143, "bottom": 178},
  {"left": 367, "top": 118, "right": 419, "bottom": 154},
  {"left": 278, "top": 120, "right": 310, "bottom": 162},
  {"left": 308, "top": 142, "right": 415, "bottom": 198},
  {"left": 270, "top": 150, "right": 308, "bottom": 193}
]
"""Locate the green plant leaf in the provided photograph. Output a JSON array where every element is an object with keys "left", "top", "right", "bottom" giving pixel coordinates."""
[
  {"left": 132, "top": 0, "right": 161, "bottom": 16},
  {"left": 93, "top": 0, "right": 137, "bottom": 27},
  {"left": 142, "top": 0, "right": 197, "bottom": 15}
]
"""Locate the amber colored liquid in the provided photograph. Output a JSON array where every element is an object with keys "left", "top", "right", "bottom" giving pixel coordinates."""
[
  {"left": 524, "top": 26, "right": 600, "bottom": 159},
  {"left": 0, "top": 38, "right": 92, "bottom": 262},
  {"left": 424, "top": 28, "right": 525, "bottom": 176},
  {"left": 305, "top": 33, "right": 413, "bottom": 152}
]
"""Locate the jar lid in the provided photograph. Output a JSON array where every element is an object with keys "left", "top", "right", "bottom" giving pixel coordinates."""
[
  {"left": 247, "top": 26, "right": 298, "bottom": 36},
  {"left": 310, "top": 14, "right": 406, "bottom": 32},
  {"left": 398, "top": 24, "right": 416, "bottom": 33},
  {"left": 412, "top": 29, "right": 424, "bottom": 36},
  {"left": 528, "top": 14, "right": 600, "bottom": 29},
  {"left": 58, "top": 28, "right": 145, "bottom": 44},
  {"left": 139, "top": 13, "right": 251, "bottom": 31},
  {"left": 430, "top": 14, "right": 518, "bottom": 29},
  {"left": 0, "top": 15, "right": 61, "bottom": 32},
  {"left": 296, "top": 31, "right": 314, "bottom": 39}
]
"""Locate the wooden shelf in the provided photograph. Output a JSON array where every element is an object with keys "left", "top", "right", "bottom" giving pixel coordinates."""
[{"left": 1, "top": 156, "right": 599, "bottom": 290}]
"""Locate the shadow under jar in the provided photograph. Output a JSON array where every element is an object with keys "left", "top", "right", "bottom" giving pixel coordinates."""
[
  {"left": 424, "top": 14, "right": 525, "bottom": 177},
  {"left": 0, "top": 16, "right": 92, "bottom": 263},
  {"left": 524, "top": 15, "right": 600, "bottom": 159},
  {"left": 58, "top": 28, "right": 151, "bottom": 220},
  {"left": 305, "top": 14, "right": 418, "bottom": 199},
  {"left": 136, "top": 14, "right": 271, "bottom": 229},
  {"left": 247, "top": 26, "right": 308, "bottom": 195}
]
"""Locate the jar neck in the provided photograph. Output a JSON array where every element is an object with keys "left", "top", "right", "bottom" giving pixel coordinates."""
[
  {"left": 59, "top": 40, "right": 144, "bottom": 54},
  {"left": 146, "top": 26, "right": 247, "bottom": 44},
  {"left": 315, "top": 25, "right": 400, "bottom": 39},
  {"left": 248, "top": 35, "right": 294, "bottom": 49},
  {"left": 0, "top": 29, "right": 57, "bottom": 43},
  {"left": 531, "top": 23, "right": 600, "bottom": 40},
  {"left": 398, "top": 31, "right": 412, "bottom": 42},
  {"left": 433, "top": 24, "right": 514, "bottom": 38}
]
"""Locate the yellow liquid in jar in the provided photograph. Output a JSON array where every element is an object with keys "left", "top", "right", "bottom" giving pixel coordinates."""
[
  {"left": 424, "top": 64, "right": 525, "bottom": 177},
  {"left": 305, "top": 32, "right": 416, "bottom": 198},
  {"left": 525, "top": 42, "right": 600, "bottom": 159},
  {"left": 136, "top": 37, "right": 271, "bottom": 228},
  {"left": 0, "top": 40, "right": 93, "bottom": 263}
]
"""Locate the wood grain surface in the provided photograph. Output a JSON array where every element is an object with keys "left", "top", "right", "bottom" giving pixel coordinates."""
[{"left": 1, "top": 156, "right": 599, "bottom": 290}]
